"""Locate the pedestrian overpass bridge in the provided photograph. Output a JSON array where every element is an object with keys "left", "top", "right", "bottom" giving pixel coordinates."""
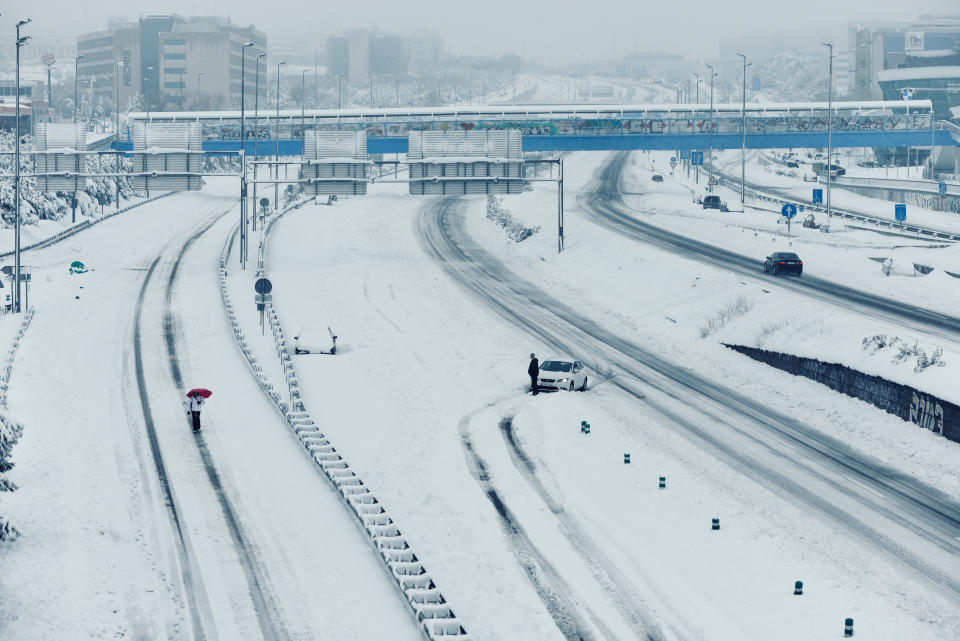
[{"left": 127, "top": 100, "right": 958, "bottom": 156}]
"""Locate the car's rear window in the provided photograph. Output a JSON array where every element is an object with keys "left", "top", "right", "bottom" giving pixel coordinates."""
[
  {"left": 541, "top": 361, "right": 572, "bottom": 372},
  {"left": 776, "top": 253, "right": 800, "bottom": 260}
]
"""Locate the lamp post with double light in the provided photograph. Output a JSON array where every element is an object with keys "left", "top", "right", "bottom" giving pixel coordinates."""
[
  {"left": 737, "top": 52, "right": 751, "bottom": 206},
  {"left": 15, "top": 18, "right": 32, "bottom": 313},
  {"left": 239, "top": 41, "right": 254, "bottom": 268},
  {"left": 275, "top": 60, "right": 286, "bottom": 211},
  {"left": 823, "top": 42, "right": 835, "bottom": 224},
  {"left": 707, "top": 64, "right": 718, "bottom": 190}
]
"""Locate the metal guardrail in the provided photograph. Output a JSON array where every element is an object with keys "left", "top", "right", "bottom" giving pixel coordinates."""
[
  {"left": 219, "top": 202, "right": 470, "bottom": 640},
  {"left": 0, "top": 191, "right": 175, "bottom": 260},
  {"left": 829, "top": 175, "right": 960, "bottom": 197},
  {"left": 717, "top": 175, "right": 960, "bottom": 242}
]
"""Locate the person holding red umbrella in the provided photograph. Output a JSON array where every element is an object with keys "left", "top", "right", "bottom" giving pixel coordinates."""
[{"left": 186, "top": 388, "right": 212, "bottom": 432}]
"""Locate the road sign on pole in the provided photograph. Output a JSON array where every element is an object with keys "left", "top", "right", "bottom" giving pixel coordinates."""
[
  {"left": 812, "top": 188, "right": 823, "bottom": 204},
  {"left": 254, "top": 277, "right": 273, "bottom": 295},
  {"left": 939, "top": 182, "right": 947, "bottom": 196},
  {"left": 895, "top": 203, "right": 906, "bottom": 221},
  {"left": 781, "top": 203, "right": 797, "bottom": 219}
]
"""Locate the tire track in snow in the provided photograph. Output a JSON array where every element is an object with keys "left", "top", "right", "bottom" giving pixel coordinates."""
[
  {"left": 497, "top": 416, "right": 680, "bottom": 641},
  {"left": 134, "top": 254, "right": 214, "bottom": 641},
  {"left": 416, "top": 196, "right": 960, "bottom": 602},
  {"left": 456, "top": 409, "right": 615, "bottom": 641},
  {"left": 161, "top": 206, "right": 290, "bottom": 641}
]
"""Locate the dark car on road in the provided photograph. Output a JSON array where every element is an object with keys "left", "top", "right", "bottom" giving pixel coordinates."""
[
  {"left": 702, "top": 195, "right": 724, "bottom": 210},
  {"left": 651, "top": 174, "right": 664, "bottom": 182},
  {"left": 763, "top": 252, "right": 803, "bottom": 276}
]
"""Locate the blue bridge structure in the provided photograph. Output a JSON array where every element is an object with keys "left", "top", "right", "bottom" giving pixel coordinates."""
[{"left": 125, "top": 100, "right": 958, "bottom": 156}]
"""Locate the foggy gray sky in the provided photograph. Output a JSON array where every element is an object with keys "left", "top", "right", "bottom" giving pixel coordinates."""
[{"left": 8, "top": 0, "right": 960, "bottom": 61}]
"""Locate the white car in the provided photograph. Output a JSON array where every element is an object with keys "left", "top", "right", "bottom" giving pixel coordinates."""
[
  {"left": 293, "top": 327, "right": 338, "bottom": 355},
  {"left": 537, "top": 357, "right": 589, "bottom": 392}
]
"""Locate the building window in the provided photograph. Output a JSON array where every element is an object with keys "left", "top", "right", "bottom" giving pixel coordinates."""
[
  {"left": 164, "top": 38, "right": 187, "bottom": 46},
  {"left": 164, "top": 81, "right": 185, "bottom": 89},
  {"left": 165, "top": 53, "right": 186, "bottom": 61},
  {"left": 165, "top": 68, "right": 186, "bottom": 75}
]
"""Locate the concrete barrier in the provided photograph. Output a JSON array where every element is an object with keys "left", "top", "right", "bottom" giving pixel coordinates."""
[{"left": 724, "top": 343, "right": 959, "bottom": 443}]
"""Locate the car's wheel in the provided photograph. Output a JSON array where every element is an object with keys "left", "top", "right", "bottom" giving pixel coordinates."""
[
  {"left": 773, "top": 266, "right": 779, "bottom": 276},
  {"left": 569, "top": 380, "right": 575, "bottom": 391},
  {"left": 580, "top": 377, "right": 588, "bottom": 391}
]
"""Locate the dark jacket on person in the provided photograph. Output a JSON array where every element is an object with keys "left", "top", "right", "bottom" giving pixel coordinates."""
[{"left": 528, "top": 357, "right": 539, "bottom": 377}]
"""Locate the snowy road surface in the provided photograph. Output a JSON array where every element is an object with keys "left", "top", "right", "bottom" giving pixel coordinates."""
[
  {"left": 260, "top": 175, "right": 960, "bottom": 640},
  {"left": 1, "top": 182, "right": 420, "bottom": 640},
  {"left": 582, "top": 152, "right": 960, "bottom": 340}
]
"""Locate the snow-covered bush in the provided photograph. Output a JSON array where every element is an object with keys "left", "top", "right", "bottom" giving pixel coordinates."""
[
  {"left": 0, "top": 132, "right": 144, "bottom": 227},
  {"left": 485, "top": 195, "right": 540, "bottom": 242},
  {"left": 699, "top": 296, "right": 754, "bottom": 338},
  {"left": 862, "top": 335, "right": 946, "bottom": 372},
  {"left": 0, "top": 413, "right": 24, "bottom": 542}
]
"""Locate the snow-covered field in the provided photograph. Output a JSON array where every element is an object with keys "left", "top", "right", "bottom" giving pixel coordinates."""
[{"left": 0, "top": 146, "right": 958, "bottom": 640}]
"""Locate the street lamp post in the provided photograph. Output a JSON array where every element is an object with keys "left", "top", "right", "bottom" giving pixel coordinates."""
[
  {"left": 338, "top": 73, "right": 344, "bottom": 109},
  {"left": 823, "top": 42, "right": 834, "bottom": 225},
  {"left": 145, "top": 66, "right": 153, "bottom": 120},
  {"left": 276, "top": 61, "right": 287, "bottom": 211},
  {"left": 15, "top": 18, "right": 32, "bottom": 313},
  {"left": 196, "top": 72, "right": 205, "bottom": 109},
  {"left": 301, "top": 69, "right": 307, "bottom": 141},
  {"left": 707, "top": 65, "right": 718, "bottom": 190},
  {"left": 737, "top": 52, "right": 751, "bottom": 206},
  {"left": 369, "top": 75, "right": 374, "bottom": 108},
  {"left": 253, "top": 53, "right": 265, "bottom": 231},
  {"left": 74, "top": 54, "right": 84, "bottom": 123},
  {"left": 116, "top": 61, "right": 123, "bottom": 210},
  {"left": 240, "top": 41, "right": 254, "bottom": 269}
]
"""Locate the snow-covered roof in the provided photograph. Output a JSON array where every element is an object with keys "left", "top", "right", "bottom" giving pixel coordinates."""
[{"left": 877, "top": 66, "right": 960, "bottom": 82}]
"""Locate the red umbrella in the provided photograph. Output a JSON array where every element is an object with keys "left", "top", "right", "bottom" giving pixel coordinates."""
[{"left": 186, "top": 388, "right": 213, "bottom": 399}]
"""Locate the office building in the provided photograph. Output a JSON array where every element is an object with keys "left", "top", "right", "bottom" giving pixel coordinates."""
[
  {"left": 848, "top": 16, "right": 960, "bottom": 102},
  {"left": 77, "top": 15, "right": 266, "bottom": 113},
  {"left": 327, "top": 29, "right": 444, "bottom": 80}
]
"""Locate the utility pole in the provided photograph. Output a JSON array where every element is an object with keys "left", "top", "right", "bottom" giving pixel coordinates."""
[
  {"left": 15, "top": 18, "right": 32, "bottom": 313},
  {"left": 276, "top": 61, "right": 287, "bottom": 211},
  {"left": 737, "top": 52, "right": 751, "bottom": 206},
  {"left": 823, "top": 42, "right": 834, "bottom": 225}
]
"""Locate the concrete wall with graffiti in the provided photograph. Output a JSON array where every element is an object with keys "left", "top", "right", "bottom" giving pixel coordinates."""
[
  {"left": 724, "top": 343, "right": 959, "bottom": 444},
  {"left": 830, "top": 178, "right": 960, "bottom": 215}
]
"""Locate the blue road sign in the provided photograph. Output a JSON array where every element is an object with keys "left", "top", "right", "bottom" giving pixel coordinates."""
[
  {"left": 895, "top": 203, "right": 907, "bottom": 221},
  {"left": 670, "top": 156, "right": 676, "bottom": 163},
  {"left": 681, "top": 150, "right": 689, "bottom": 160},
  {"left": 781, "top": 203, "right": 797, "bottom": 219},
  {"left": 939, "top": 182, "right": 947, "bottom": 196},
  {"left": 798, "top": 205, "right": 805, "bottom": 212},
  {"left": 812, "top": 188, "right": 823, "bottom": 204},
  {"left": 691, "top": 151, "right": 704, "bottom": 166}
]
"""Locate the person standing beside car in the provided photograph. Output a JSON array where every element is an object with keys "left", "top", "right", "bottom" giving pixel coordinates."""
[{"left": 528, "top": 353, "right": 540, "bottom": 396}]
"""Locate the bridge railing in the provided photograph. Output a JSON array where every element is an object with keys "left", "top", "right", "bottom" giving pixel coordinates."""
[{"left": 204, "top": 113, "right": 936, "bottom": 141}]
